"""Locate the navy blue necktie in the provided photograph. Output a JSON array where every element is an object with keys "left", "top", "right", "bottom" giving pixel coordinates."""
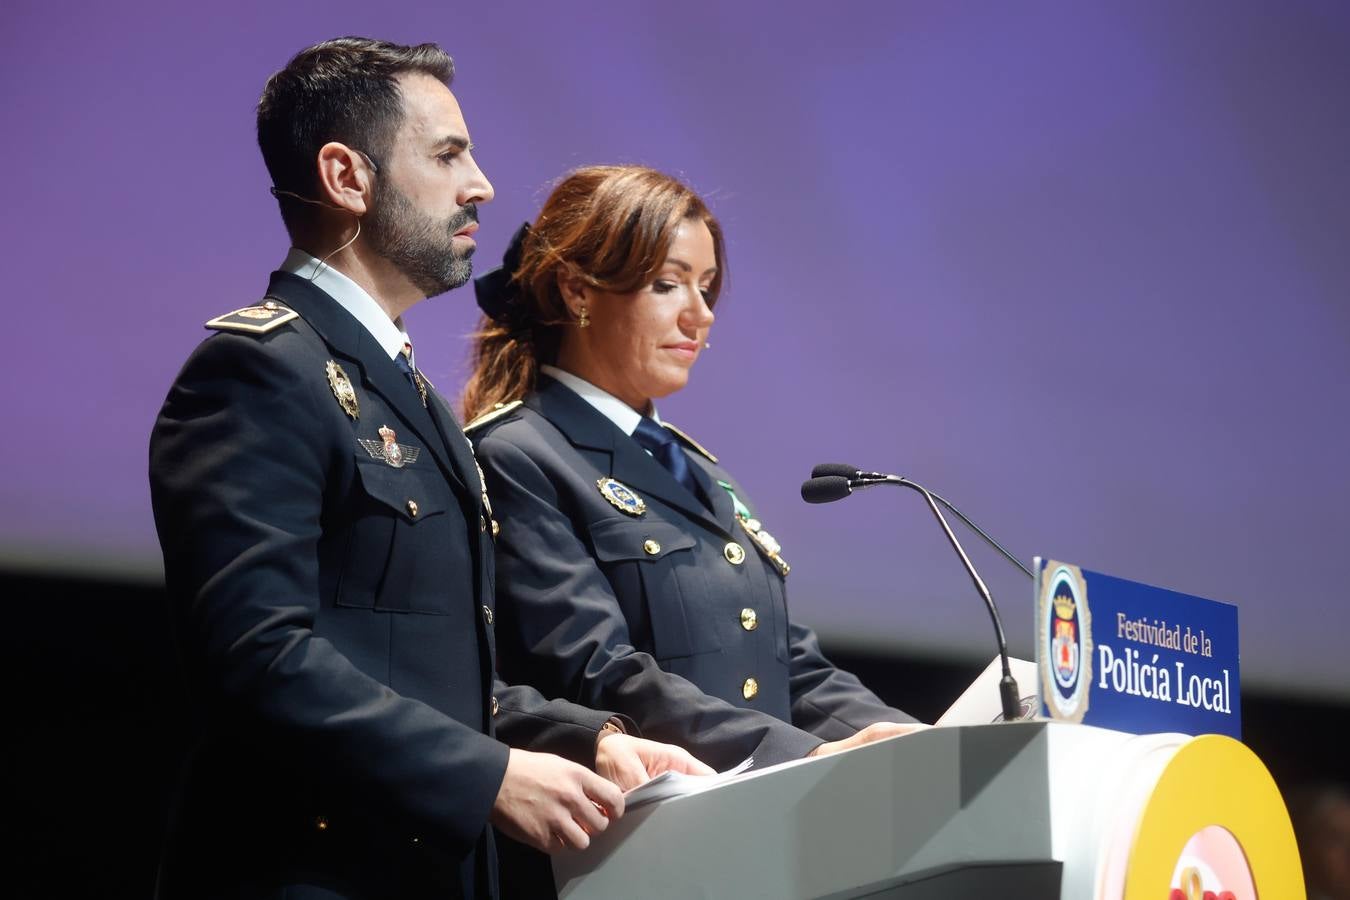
[{"left": 632, "top": 417, "right": 704, "bottom": 504}]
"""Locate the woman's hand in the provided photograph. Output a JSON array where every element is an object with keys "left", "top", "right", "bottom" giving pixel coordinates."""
[
  {"left": 807, "top": 721, "right": 931, "bottom": 758},
  {"left": 595, "top": 731, "right": 715, "bottom": 792}
]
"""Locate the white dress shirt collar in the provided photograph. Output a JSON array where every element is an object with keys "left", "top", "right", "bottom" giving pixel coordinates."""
[
  {"left": 280, "top": 249, "right": 411, "bottom": 362},
  {"left": 540, "top": 365, "right": 660, "bottom": 436}
]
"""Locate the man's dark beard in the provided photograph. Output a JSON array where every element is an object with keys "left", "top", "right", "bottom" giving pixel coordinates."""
[{"left": 365, "top": 180, "right": 477, "bottom": 298}]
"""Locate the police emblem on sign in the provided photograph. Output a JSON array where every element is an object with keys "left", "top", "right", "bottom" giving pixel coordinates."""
[
  {"left": 1053, "top": 605, "right": 1078, "bottom": 685},
  {"left": 1038, "top": 561, "right": 1092, "bottom": 723}
]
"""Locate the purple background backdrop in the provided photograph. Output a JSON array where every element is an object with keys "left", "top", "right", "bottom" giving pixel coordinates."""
[{"left": 4, "top": 2, "right": 1347, "bottom": 699}]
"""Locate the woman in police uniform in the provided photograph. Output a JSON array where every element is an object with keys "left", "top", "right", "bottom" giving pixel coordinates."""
[{"left": 462, "top": 166, "right": 920, "bottom": 774}]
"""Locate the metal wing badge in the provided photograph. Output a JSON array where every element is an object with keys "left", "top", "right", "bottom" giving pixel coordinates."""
[{"left": 358, "top": 425, "right": 421, "bottom": 468}]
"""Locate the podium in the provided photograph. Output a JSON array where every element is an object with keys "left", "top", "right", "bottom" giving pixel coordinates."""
[{"left": 553, "top": 721, "right": 1303, "bottom": 899}]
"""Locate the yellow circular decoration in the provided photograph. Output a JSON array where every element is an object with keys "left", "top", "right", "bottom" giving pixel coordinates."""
[{"left": 1123, "top": 735, "right": 1303, "bottom": 900}]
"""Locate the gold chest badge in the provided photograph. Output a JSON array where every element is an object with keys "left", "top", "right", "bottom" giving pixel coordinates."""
[
  {"left": 597, "top": 477, "right": 647, "bottom": 517},
  {"left": 326, "top": 360, "right": 359, "bottom": 420}
]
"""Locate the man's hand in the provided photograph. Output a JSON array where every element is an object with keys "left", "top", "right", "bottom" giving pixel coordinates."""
[
  {"left": 808, "top": 721, "right": 930, "bottom": 758},
  {"left": 489, "top": 748, "right": 625, "bottom": 852},
  {"left": 594, "top": 731, "right": 715, "bottom": 792}
]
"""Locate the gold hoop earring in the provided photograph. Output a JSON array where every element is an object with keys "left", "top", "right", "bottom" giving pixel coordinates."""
[{"left": 578, "top": 306, "right": 590, "bottom": 329}]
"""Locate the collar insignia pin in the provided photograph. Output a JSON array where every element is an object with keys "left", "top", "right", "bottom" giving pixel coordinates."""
[
  {"left": 473, "top": 460, "right": 498, "bottom": 540},
  {"left": 474, "top": 460, "right": 494, "bottom": 517},
  {"left": 412, "top": 370, "right": 428, "bottom": 407}
]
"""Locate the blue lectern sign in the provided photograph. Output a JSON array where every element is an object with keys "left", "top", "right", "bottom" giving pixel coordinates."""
[{"left": 1034, "top": 558, "right": 1240, "bottom": 738}]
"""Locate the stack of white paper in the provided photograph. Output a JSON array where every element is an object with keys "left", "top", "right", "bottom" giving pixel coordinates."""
[{"left": 623, "top": 755, "right": 755, "bottom": 809}]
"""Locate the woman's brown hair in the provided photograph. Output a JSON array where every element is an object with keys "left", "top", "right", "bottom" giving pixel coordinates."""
[{"left": 461, "top": 165, "right": 725, "bottom": 422}]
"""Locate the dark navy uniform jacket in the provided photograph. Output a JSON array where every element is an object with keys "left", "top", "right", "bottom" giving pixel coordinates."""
[
  {"left": 149, "top": 273, "right": 618, "bottom": 900},
  {"left": 471, "top": 375, "right": 912, "bottom": 774}
]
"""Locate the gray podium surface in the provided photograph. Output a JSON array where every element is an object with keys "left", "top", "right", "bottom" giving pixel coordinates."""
[{"left": 553, "top": 721, "right": 1187, "bottom": 899}]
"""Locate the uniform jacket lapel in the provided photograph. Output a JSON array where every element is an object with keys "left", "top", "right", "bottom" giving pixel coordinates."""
[
  {"left": 426, "top": 388, "right": 482, "bottom": 496},
  {"left": 684, "top": 452, "right": 738, "bottom": 532},
  {"left": 265, "top": 272, "right": 468, "bottom": 495},
  {"left": 528, "top": 376, "right": 730, "bottom": 536}
]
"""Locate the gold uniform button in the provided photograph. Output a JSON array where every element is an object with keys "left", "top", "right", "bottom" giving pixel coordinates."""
[
  {"left": 264, "top": 300, "right": 279, "bottom": 311},
  {"left": 482, "top": 605, "right": 494, "bottom": 626},
  {"left": 742, "top": 677, "right": 759, "bottom": 700},
  {"left": 491, "top": 519, "right": 500, "bottom": 538},
  {"left": 724, "top": 542, "right": 746, "bottom": 565},
  {"left": 406, "top": 499, "right": 419, "bottom": 518},
  {"left": 643, "top": 538, "right": 662, "bottom": 555},
  {"left": 740, "top": 608, "right": 758, "bottom": 631},
  {"left": 315, "top": 816, "right": 329, "bottom": 832},
  {"left": 491, "top": 696, "right": 500, "bottom": 716}
]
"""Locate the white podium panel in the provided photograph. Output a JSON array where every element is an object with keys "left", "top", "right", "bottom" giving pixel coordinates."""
[{"left": 553, "top": 722, "right": 1301, "bottom": 900}]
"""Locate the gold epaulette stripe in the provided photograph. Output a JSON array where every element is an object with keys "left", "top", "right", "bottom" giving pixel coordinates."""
[
  {"left": 204, "top": 302, "right": 298, "bottom": 335},
  {"left": 661, "top": 422, "right": 718, "bottom": 463},
  {"left": 464, "top": 399, "right": 524, "bottom": 433}
]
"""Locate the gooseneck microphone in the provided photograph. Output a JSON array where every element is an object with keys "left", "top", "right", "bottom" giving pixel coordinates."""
[
  {"left": 809, "top": 464, "right": 1034, "bottom": 580},
  {"left": 800, "top": 474, "right": 854, "bottom": 504},
  {"left": 801, "top": 464, "right": 1024, "bottom": 722}
]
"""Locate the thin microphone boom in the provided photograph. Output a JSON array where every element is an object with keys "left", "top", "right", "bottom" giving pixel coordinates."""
[
  {"left": 896, "top": 478, "right": 1021, "bottom": 722},
  {"left": 801, "top": 466, "right": 1024, "bottom": 722},
  {"left": 810, "top": 464, "right": 1033, "bottom": 579}
]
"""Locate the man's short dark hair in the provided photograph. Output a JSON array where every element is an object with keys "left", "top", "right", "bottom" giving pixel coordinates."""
[{"left": 257, "top": 36, "right": 454, "bottom": 234}]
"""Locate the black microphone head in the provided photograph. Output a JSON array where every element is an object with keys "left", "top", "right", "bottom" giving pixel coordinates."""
[
  {"left": 801, "top": 475, "right": 853, "bottom": 504},
  {"left": 810, "top": 463, "right": 859, "bottom": 479}
]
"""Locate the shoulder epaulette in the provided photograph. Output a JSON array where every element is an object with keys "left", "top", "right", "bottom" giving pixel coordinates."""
[
  {"left": 205, "top": 299, "right": 298, "bottom": 335},
  {"left": 464, "top": 399, "right": 524, "bottom": 433},
  {"left": 661, "top": 422, "right": 718, "bottom": 463}
]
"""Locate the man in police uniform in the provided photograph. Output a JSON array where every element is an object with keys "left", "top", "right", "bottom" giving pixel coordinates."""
[{"left": 149, "top": 38, "right": 706, "bottom": 900}]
